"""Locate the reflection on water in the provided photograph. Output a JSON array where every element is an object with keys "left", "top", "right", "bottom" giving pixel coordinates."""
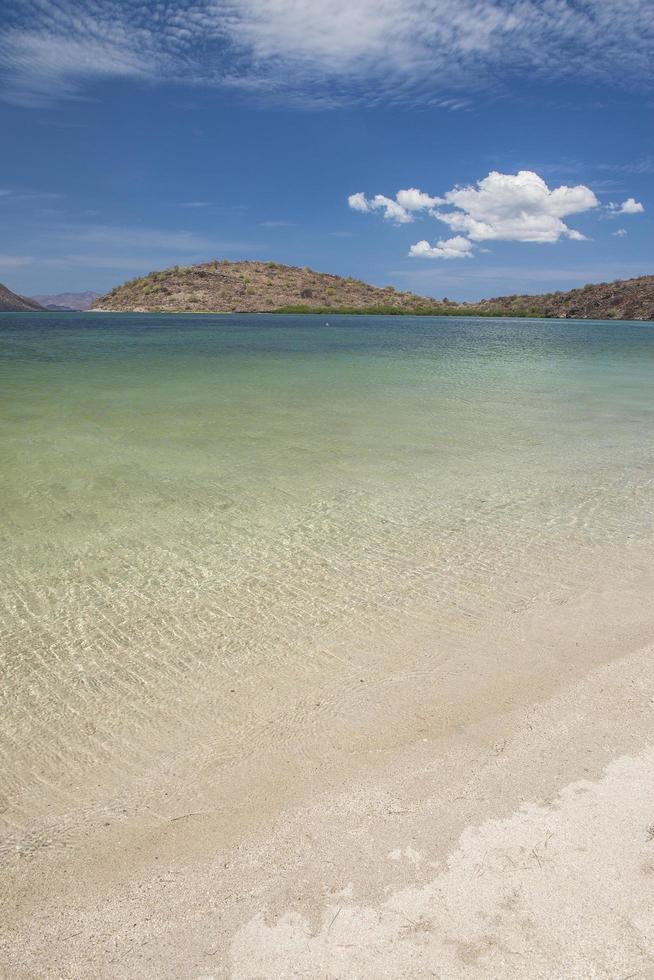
[{"left": 1, "top": 312, "right": 654, "bottom": 855}]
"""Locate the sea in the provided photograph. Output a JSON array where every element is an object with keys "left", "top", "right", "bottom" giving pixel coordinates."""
[{"left": 2, "top": 312, "right": 654, "bottom": 857}]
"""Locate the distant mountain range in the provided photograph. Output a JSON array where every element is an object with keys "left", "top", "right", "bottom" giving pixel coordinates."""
[
  {"left": 0, "top": 283, "right": 44, "bottom": 312},
  {"left": 93, "top": 261, "right": 654, "bottom": 320},
  {"left": 30, "top": 291, "right": 102, "bottom": 311}
]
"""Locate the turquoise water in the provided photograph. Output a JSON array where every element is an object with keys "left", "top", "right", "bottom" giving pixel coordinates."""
[{"left": 2, "top": 312, "right": 654, "bottom": 852}]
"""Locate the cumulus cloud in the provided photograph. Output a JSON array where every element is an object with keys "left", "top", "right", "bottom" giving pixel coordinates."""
[
  {"left": 347, "top": 192, "right": 370, "bottom": 213},
  {"left": 608, "top": 197, "right": 645, "bottom": 215},
  {"left": 409, "top": 236, "right": 474, "bottom": 260},
  {"left": 434, "top": 171, "right": 598, "bottom": 244},
  {"left": 396, "top": 188, "right": 443, "bottom": 211},
  {"left": 347, "top": 192, "right": 413, "bottom": 224},
  {"left": 351, "top": 170, "right": 604, "bottom": 259},
  {"left": 348, "top": 187, "right": 444, "bottom": 224},
  {"left": 2, "top": 0, "right": 653, "bottom": 107},
  {"left": 622, "top": 197, "right": 645, "bottom": 214},
  {"left": 612, "top": 228, "right": 627, "bottom": 237}
]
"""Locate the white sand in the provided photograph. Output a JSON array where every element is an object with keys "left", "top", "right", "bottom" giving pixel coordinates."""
[
  {"left": 3, "top": 547, "right": 654, "bottom": 979},
  {"left": 3, "top": 626, "right": 654, "bottom": 979}
]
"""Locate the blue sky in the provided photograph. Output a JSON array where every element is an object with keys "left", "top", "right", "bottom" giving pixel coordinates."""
[{"left": 0, "top": 0, "right": 652, "bottom": 300}]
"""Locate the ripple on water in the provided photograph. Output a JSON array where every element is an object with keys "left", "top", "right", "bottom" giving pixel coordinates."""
[{"left": 1, "top": 313, "right": 654, "bottom": 857}]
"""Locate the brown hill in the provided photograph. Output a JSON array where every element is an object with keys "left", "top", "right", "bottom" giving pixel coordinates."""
[
  {"left": 475, "top": 275, "right": 654, "bottom": 321},
  {"left": 0, "top": 282, "right": 45, "bottom": 312},
  {"left": 92, "top": 260, "right": 440, "bottom": 313},
  {"left": 93, "top": 262, "right": 654, "bottom": 321}
]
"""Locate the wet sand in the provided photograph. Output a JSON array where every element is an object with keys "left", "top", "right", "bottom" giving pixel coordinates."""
[{"left": 3, "top": 554, "right": 654, "bottom": 979}]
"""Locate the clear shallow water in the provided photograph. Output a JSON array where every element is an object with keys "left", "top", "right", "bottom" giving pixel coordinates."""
[{"left": 2, "top": 312, "right": 654, "bottom": 853}]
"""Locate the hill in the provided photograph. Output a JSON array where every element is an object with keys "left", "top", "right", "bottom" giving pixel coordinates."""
[
  {"left": 92, "top": 262, "right": 654, "bottom": 321},
  {"left": 31, "top": 291, "right": 102, "bottom": 311},
  {"left": 92, "top": 261, "right": 443, "bottom": 314},
  {"left": 0, "top": 283, "right": 44, "bottom": 312},
  {"left": 475, "top": 275, "right": 654, "bottom": 321}
]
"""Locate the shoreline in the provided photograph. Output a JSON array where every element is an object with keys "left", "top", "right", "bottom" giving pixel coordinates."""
[
  {"left": 3, "top": 547, "right": 654, "bottom": 978},
  {"left": 6, "top": 308, "right": 654, "bottom": 321}
]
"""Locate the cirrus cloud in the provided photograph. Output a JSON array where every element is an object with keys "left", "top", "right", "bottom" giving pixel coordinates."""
[{"left": 2, "top": 0, "right": 654, "bottom": 107}]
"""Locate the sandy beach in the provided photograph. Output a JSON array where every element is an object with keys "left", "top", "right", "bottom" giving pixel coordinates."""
[{"left": 3, "top": 545, "right": 654, "bottom": 979}]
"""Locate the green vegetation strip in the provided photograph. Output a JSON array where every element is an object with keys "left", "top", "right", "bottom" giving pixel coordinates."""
[{"left": 272, "top": 305, "right": 546, "bottom": 317}]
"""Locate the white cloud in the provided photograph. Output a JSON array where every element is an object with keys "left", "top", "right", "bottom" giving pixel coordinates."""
[
  {"left": 348, "top": 187, "right": 443, "bottom": 224},
  {"left": 608, "top": 197, "right": 645, "bottom": 215},
  {"left": 396, "top": 188, "right": 443, "bottom": 211},
  {"left": 433, "top": 171, "right": 598, "bottom": 244},
  {"left": 621, "top": 198, "right": 645, "bottom": 214},
  {"left": 612, "top": 228, "right": 628, "bottom": 237},
  {"left": 214, "top": 0, "right": 654, "bottom": 100},
  {"left": 352, "top": 170, "right": 603, "bottom": 260},
  {"left": 0, "top": 30, "right": 154, "bottom": 106},
  {"left": 409, "top": 236, "right": 474, "bottom": 260},
  {"left": 2, "top": 0, "right": 653, "bottom": 107},
  {"left": 347, "top": 192, "right": 371, "bottom": 213},
  {"left": 347, "top": 192, "right": 413, "bottom": 224}
]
